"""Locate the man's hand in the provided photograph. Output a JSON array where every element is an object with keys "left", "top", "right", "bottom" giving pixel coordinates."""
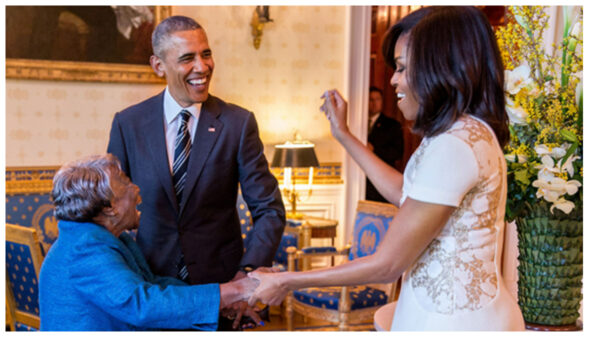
[
  {"left": 221, "top": 301, "right": 263, "bottom": 329},
  {"left": 218, "top": 276, "right": 258, "bottom": 309},
  {"left": 232, "top": 270, "right": 247, "bottom": 281}
]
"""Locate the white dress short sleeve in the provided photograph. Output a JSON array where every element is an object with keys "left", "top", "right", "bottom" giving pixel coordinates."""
[{"left": 404, "top": 133, "right": 478, "bottom": 207}]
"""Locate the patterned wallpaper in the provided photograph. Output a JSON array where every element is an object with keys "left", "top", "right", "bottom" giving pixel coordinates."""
[{"left": 5, "top": 6, "right": 348, "bottom": 167}]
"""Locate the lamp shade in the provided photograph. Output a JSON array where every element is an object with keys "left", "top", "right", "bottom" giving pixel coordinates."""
[{"left": 271, "top": 143, "right": 319, "bottom": 168}]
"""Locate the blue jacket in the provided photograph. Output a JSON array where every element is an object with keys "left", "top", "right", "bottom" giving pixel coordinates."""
[{"left": 39, "top": 220, "right": 220, "bottom": 331}]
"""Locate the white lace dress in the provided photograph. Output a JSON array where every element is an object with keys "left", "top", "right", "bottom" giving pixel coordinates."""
[{"left": 390, "top": 116, "right": 525, "bottom": 331}]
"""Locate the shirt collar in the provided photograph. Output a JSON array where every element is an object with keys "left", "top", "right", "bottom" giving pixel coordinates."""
[
  {"left": 369, "top": 112, "right": 381, "bottom": 126},
  {"left": 164, "top": 86, "right": 202, "bottom": 124}
]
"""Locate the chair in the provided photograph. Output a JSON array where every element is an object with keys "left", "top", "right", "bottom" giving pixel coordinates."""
[
  {"left": 5, "top": 166, "right": 59, "bottom": 256},
  {"left": 285, "top": 200, "right": 400, "bottom": 331},
  {"left": 6, "top": 223, "right": 45, "bottom": 330},
  {"left": 236, "top": 190, "right": 300, "bottom": 270}
]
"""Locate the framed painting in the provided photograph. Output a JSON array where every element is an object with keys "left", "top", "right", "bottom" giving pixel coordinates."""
[{"left": 5, "top": 5, "right": 171, "bottom": 83}]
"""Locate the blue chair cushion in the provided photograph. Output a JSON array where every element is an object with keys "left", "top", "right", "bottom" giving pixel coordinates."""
[
  {"left": 6, "top": 242, "right": 40, "bottom": 316},
  {"left": 301, "top": 246, "right": 337, "bottom": 254},
  {"left": 293, "top": 286, "right": 387, "bottom": 310},
  {"left": 15, "top": 322, "right": 37, "bottom": 331},
  {"left": 286, "top": 219, "right": 303, "bottom": 228}
]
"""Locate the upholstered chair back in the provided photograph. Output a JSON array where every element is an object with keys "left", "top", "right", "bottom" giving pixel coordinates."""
[
  {"left": 6, "top": 223, "right": 44, "bottom": 330},
  {"left": 348, "top": 200, "right": 397, "bottom": 261},
  {"left": 6, "top": 167, "right": 59, "bottom": 255}
]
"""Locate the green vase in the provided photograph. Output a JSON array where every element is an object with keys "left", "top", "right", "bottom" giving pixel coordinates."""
[{"left": 516, "top": 204, "right": 583, "bottom": 326}]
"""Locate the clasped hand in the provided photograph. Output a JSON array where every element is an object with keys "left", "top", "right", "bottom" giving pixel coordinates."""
[
  {"left": 246, "top": 269, "right": 289, "bottom": 307},
  {"left": 221, "top": 267, "right": 281, "bottom": 329}
]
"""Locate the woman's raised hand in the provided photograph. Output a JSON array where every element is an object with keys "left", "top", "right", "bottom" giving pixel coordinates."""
[{"left": 320, "top": 89, "right": 350, "bottom": 140}]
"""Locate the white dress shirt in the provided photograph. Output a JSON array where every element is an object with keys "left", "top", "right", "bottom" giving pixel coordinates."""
[
  {"left": 163, "top": 87, "right": 202, "bottom": 173},
  {"left": 368, "top": 112, "right": 380, "bottom": 134}
]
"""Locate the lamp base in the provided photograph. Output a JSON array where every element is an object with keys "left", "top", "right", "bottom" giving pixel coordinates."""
[{"left": 286, "top": 211, "right": 305, "bottom": 220}]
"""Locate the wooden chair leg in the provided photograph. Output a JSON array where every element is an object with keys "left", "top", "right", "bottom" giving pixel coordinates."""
[
  {"left": 286, "top": 247, "right": 297, "bottom": 331},
  {"left": 338, "top": 286, "right": 350, "bottom": 331},
  {"left": 6, "top": 278, "right": 17, "bottom": 331},
  {"left": 286, "top": 291, "right": 294, "bottom": 331}
]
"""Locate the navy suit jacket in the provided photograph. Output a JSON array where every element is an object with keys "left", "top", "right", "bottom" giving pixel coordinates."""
[
  {"left": 39, "top": 220, "right": 220, "bottom": 330},
  {"left": 107, "top": 91, "right": 285, "bottom": 284},
  {"left": 367, "top": 114, "right": 404, "bottom": 202}
]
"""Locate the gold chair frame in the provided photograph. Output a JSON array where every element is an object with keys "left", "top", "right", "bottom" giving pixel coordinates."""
[{"left": 6, "top": 223, "right": 45, "bottom": 330}]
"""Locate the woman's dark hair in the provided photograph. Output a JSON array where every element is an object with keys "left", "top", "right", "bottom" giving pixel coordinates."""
[
  {"left": 406, "top": 6, "right": 509, "bottom": 147},
  {"left": 382, "top": 7, "right": 433, "bottom": 69}
]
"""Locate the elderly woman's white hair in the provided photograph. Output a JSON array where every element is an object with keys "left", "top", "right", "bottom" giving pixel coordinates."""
[{"left": 51, "top": 154, "right": 122, "bottom": 222}]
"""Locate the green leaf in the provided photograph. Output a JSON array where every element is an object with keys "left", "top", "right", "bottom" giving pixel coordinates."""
[
  {"left": 560, "top": 143, "right": 578, "bottom": 167},
  {"left": 560, "top": 129, "right": 578, "bottom": 143},
  {"left": 515, "top": 169, "right": 530, "bottom": 186}
]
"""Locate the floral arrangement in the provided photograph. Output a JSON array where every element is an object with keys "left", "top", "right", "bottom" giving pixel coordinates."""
[{"left": 497, "top": 6, "right": 583, "bottom": 221}]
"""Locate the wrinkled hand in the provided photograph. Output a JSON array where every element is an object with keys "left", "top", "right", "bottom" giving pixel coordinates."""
[
  {"left": 247, "top": 270, "right": 288, "bottom": 307},
  {"left": 320, "top": 89, "right": 350, "bottom": 140},
  {"left": 221, "top": 268, "right": 279, "bottom": 329},
  {"left": 221, "top": 301, "right": 263, "bottom": 329}
]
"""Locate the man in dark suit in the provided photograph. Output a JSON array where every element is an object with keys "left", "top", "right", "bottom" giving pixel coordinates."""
[
  {"left": 107, "top": 16, "right": 285, "bottom": 329},
  {"left": 366, "top": 87, "right": 404, "bottom": 202}
]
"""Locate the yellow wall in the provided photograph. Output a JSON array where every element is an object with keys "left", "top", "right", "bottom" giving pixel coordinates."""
[{"left": 5, "top": 6, "right": 348, "bottom": 167}]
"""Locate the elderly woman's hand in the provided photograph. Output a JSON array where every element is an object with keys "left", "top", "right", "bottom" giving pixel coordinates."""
[
  {"left": 320, "top": 89, "right": 350, "bottom": 140},
  {"left": 247, "top": 270, "right": 289, "bottom": 307}
]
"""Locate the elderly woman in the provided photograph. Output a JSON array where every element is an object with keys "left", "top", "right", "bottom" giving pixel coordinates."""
[{"left": 39, "top": 154, "right": 257, "bottom": 330}]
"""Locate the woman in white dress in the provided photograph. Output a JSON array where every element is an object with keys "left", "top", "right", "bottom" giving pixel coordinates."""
[{"left": 249, "top": 6, "right": 525, "bottom": 330}]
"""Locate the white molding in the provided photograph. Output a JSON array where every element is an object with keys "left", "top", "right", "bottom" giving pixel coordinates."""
[{"left": 342, "top": 6, "right": 371, "bottom": 245}]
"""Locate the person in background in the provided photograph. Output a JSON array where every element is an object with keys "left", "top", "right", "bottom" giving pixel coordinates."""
[
  {"left": 248, "top": 6, "right": 525, "bottom": 331},
  {"left": 366, "top": 86, "right": 404, "bottom": 202},
  {"left": 107, "top": 15, "right": 285, "bottom": 329},
  {"left": 39, "top": 154, "right": 259, "bottom": 331}
]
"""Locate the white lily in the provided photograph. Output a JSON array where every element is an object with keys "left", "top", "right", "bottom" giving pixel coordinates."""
[
  {"left": 505, "top": 153, "right": 528, "bottom": 163},
  {"left": 535, "top": 144, "right": 567, "bottom": 159},
  {"left": 570, "top": 20, "right": 582, "bottom": 39},
  {"left": 563, "top": 6, "right": 580, "bottom": 35},
  {"left": 506, "top": 97, "right": 528, "bottom": 125},
  {"left": 550, "top": 197, "right": 576, "bottom": 214},
  {"left": 535, "top": 154, "right": 556, "bottom": 170},
  {"left": 564, "top": 179, "right": 582, "bottom": 195},
  {"left": 532, "top": 173, "right": 581, "bottom": 214},
  {"left": 505, "top": 64, "right": 534, "bottom": 95},
  {"left": 560, "top": 154, "right": 581, "bottom": 177}
]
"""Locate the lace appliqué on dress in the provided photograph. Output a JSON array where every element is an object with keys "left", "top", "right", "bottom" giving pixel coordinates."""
[{"left": 409, "top": 116, "right": 504, "bottom": 315}]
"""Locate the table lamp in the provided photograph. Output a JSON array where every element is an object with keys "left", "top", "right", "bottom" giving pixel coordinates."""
[{"left": 271, "top": 140, "right": 319, "bottom": 219}]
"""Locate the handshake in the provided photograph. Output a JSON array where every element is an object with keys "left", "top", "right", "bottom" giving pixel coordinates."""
[{"left": 219, "top": 267, "right": 289, "bottom": 329}]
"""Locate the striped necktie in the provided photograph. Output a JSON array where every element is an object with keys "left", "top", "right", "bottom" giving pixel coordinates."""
[
  {"left": 173, "top": 109, "right": 192, "bottom": 282},
  {"left": 172, "top": 109, "right": 192, "bottom": 207}
]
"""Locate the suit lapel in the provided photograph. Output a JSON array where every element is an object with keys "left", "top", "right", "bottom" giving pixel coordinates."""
[
  {"left": 142, "top": 91, "right": 179, "bottom": 213},
  {"left": 179, "top": 95, "right": 223, "bottom": 213}
]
